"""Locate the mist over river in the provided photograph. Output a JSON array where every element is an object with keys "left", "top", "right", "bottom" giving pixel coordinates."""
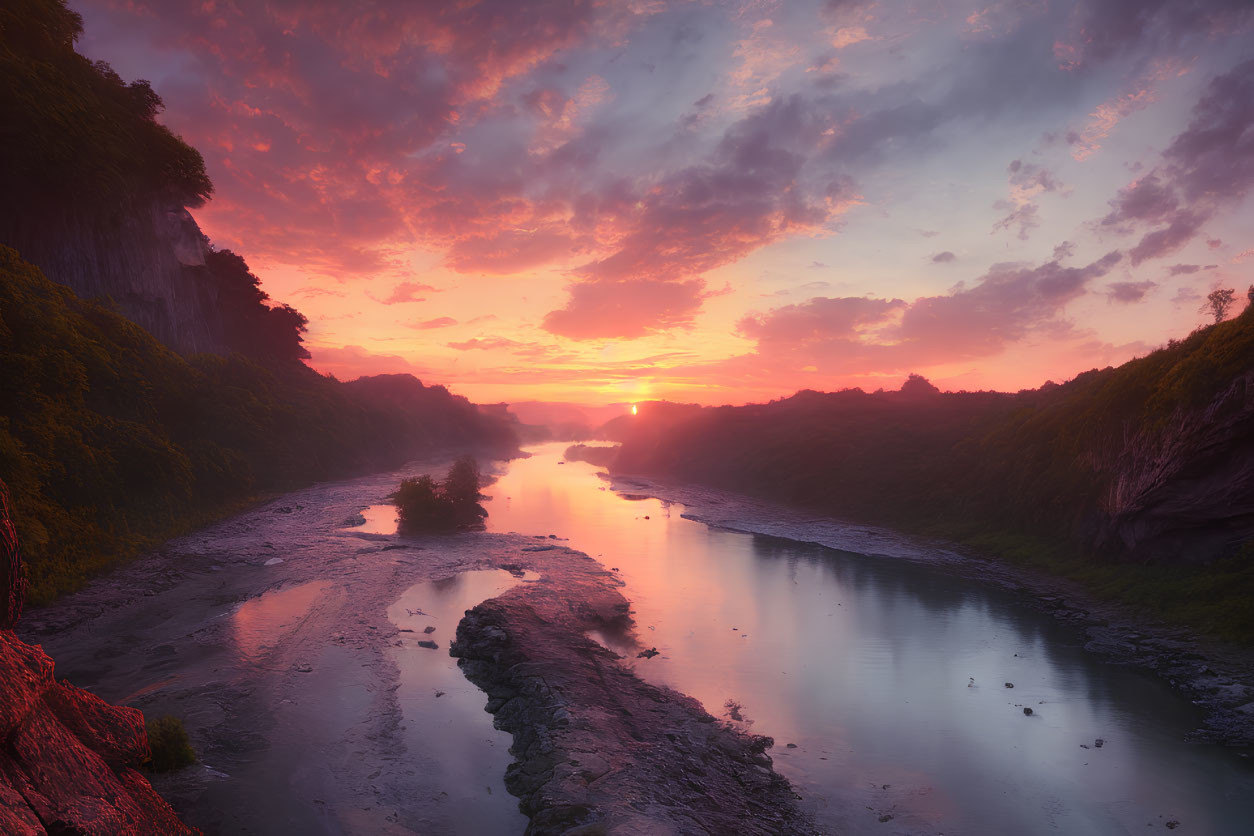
[{"left": 22, "top": 443, "right": 1254, "bottom": 835}]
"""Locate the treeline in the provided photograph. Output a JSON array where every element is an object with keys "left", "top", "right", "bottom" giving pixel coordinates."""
[
  {"left": 0, "top": 247, "right": 517, "bottom": 603},
  {"left": 0, "top": 0, "right": 211, "bottom": 208},
  {"left": 613, "top": 307, "right": 1254, "bottom": 642}
]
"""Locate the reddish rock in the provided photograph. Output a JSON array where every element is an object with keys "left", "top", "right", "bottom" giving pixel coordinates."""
[
  {"left": 0, "top": 478, "right": 196, "bottom": 834},
  {"left": 1, "top": 479, "right": 23, "bottom": 630}
]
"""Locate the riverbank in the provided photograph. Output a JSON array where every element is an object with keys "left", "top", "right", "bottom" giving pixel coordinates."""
[
  {"left": 19, "top": 457, "right": 813, "bottom": 834},
  {"left": 606, "top": 472, "right": 1254, "bottom": 752}
]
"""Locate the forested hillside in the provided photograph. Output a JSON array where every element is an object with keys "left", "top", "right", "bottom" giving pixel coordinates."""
[
  {"left": 613, "top": 304, "right": 1254, "bottom": 640},
  {"left": 0, "top": 248, "right": 515, "bottom": 604}
]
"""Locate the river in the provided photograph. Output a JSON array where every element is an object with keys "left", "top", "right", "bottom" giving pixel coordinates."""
[
  {"left": 24, "top": 442, "right": 1254, "bottom": 834},
  {"left": 479, "top": 442, "right": 1254, "bottom": 835}
]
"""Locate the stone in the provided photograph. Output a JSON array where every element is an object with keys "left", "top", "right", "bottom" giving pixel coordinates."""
[{"left": 0, "top": 478, "right": 195, "bottom": 833}]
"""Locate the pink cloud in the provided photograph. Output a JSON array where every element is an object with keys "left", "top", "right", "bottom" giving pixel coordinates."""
[
  {"left": 543, "top": 278, "right": 711, "bottom": 340},
  {"left": 307, "top": 344, "right": 426, "bottom": 380}
]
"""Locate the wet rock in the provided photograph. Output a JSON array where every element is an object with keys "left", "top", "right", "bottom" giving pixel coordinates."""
[
  {"left": 451, "top": 569, "right": 818, "bottom": 835},
  {"left": 637, "top": 647, "right": 660, "bottom": 659},
  {"left": 417, "top": 640, "right": 439, "bottom": 650},
  {"left": 1023, "top": 707, "right": 1034, "bottom": 716},
  {"left": 1094, "top": 738, "right": 1105, "bottom": 748},
  {"left": 1004, "top": 682, "right": 1014, "bottom": 688},
  {"left": 423, "top": 626, "right": 436, "bottom": 634},
  {"left": 1166, "top": 820, "right": 1180, "bottom": 829},
  {"left": 294, "top": 663, "right": 313, "bottom": 673}
]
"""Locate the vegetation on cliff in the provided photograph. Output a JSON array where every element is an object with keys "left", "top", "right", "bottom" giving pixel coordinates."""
[
  {"left": 0, "top": 247, "right": 516, "bottom": 603},
  {"left": 395, "top": 456, "right": 488, "bottom": 532},
  {"left": 613, "top": 304, "right": 1254, "bottom": 642},
  {"left": 0, "top": 0, "right": 210, "bottom": 208},
  {"left": 1, "top": 0, "right": 313, "bottom": 363}
]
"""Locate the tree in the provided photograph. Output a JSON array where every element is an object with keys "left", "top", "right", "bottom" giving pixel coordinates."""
[
  {"left": 394, "top": 456, "right": 487, "bottom": 532},
  {"left": 1201, "top": 288, "right": 1236, "bottom": 324}
]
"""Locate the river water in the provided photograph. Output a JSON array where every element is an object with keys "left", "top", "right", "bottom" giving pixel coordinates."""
[{"left": 480, "top": 442, "right": 1254, "bottom": 835}]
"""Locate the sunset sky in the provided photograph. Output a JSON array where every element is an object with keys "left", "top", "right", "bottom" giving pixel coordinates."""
[{"left": 74, "top": 0, "right": 1253, "bottom": 405}]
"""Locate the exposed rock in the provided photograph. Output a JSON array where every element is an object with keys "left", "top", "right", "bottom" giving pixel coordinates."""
[
  {"left": 1023, "top": 707, "right": 1034, "bottom": 716},
  {"left": 451, "top": 557, "right": 817, "bottom": 835},
  {"left": 1094, "top": 371, "right": 1254, "bottom": 562},
  {"left": 1, "top": 199, "right": 228, "bottom": 355},
  {"left": 0, "top": 478, "right": 195, "bottom": 834},
  {"left": 1, "top": 481, "right": 23, "bottom": 630}
]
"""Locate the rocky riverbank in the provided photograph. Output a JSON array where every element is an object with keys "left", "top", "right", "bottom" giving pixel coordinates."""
[{"left": 452, "top": 549, "right": 818, "bottom": 835}]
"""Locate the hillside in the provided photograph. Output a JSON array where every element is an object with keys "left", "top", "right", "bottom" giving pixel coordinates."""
[
  {"left": 0, "top": 0, "right": 303, "bottom": 360},
  {"left": 613, "top": 305, "right": 1254, "bottom": 641},
  {"left": 0, "top": 247, "right": 516, "bottom": 603}
]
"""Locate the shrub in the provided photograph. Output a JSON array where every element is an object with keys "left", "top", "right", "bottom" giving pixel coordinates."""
[
  {"left": 395, "top": 456, "right": 487, "bottom": 532},
  {"left": 145, "top": 715, "right": 196, "bottom": 772}
]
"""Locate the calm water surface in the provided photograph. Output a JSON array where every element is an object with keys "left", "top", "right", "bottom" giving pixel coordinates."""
[{"left": 482, "top": 443, "right": 1254, "bottom": 835}]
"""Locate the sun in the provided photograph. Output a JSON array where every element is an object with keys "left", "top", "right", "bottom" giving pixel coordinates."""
[{"left": 631, "top": 404, "right": 638, "bottom": 415}]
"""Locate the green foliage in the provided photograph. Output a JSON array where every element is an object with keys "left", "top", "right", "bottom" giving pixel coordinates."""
[
  {"left": 0, "top": 247, "right": 516, "bottom": 602},
  {"left": 145, "top": 715, "right": 196, "bottom": 773},
  {"left": 395, "top": 456, "right": 488, "bottom": 532},
  {"left": 206, "top": 249, "right": 310, "bottom": 363},
  {"left": 0, "top": 0, "right": 212, "bottom": 207}
]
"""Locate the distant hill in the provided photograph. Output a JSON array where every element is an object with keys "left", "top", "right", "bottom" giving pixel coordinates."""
[
  {"left": 613, "top": 303, "right": 1254, "bottom": 641},
  {"left": 507, "top": 401, "right": 634, "bottom": 441}
]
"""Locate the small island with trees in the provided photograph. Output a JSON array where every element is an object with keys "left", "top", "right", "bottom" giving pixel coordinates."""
[{"left": 394, "top": 456, "right": 488, "bottom": 532}]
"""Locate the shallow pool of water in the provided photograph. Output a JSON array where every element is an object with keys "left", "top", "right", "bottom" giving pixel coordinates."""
[
  {"left": 486, "top": 442, "right": 1254, "bottom": 835},
  {"left": 386, "top": 569, "right": 532, "bottom": 834}
]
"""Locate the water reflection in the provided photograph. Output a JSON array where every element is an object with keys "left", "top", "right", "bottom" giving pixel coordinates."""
[
  {"left": 231, "top": 581, "right": 333, "bottom": 660},
  {"left": 386, "top": 570, "right": 530, "bottom": 834},
  {"left": 486, "top": 443, "right": 1254, "bottom": 836},
  {"left": 345, "top": 504, "right": 398, "bottom": 535}
]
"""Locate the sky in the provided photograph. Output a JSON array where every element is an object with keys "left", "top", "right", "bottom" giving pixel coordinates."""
[{"left": 73, "top": 0, "right": 1254, "bottom": 405}]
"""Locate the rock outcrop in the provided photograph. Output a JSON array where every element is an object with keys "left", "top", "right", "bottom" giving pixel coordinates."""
[
  {"left": 453, "top": 554, "right": 818, "bottom": 835},
  {"left": 1096, "top": 371, "right": 1254, "bottom": 562},
  {"left": 0, "top": 199, "right": 227, "bottom": 355},
  {"left": 0, "top": 479, "right": 196, "bottom": 834}
]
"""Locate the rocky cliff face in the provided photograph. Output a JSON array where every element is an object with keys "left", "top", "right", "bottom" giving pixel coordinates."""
[
  {"left": 0, "top": 199, "right": 227, "bottom": 355},
  {"left": 1096, "top": 371, "right": 1254, "bottom": 562},
  {"left": 0, "top": 479, "right": 196, "bottom": 834}
]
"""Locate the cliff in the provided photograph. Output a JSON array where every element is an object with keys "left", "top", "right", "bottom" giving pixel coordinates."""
[
  {"left": 1095, "top": 371, "right": 1254, "bottom": 562},
  {"left": 0, "top": 478, "right": 195, "bottom": 834},
  {"left": 0, "top": 1, "right": 301, "bottom": 360},
  {"left": 0, "top": 199, "right": 227, "bottom": 355}
]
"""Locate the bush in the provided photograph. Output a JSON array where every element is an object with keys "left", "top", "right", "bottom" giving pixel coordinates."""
[
  {"left": 145, "top": 715, "right": 196, "bottom": 772},
  {"left": 395, "top": 456, "right": 488, "bottom": 532}
]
